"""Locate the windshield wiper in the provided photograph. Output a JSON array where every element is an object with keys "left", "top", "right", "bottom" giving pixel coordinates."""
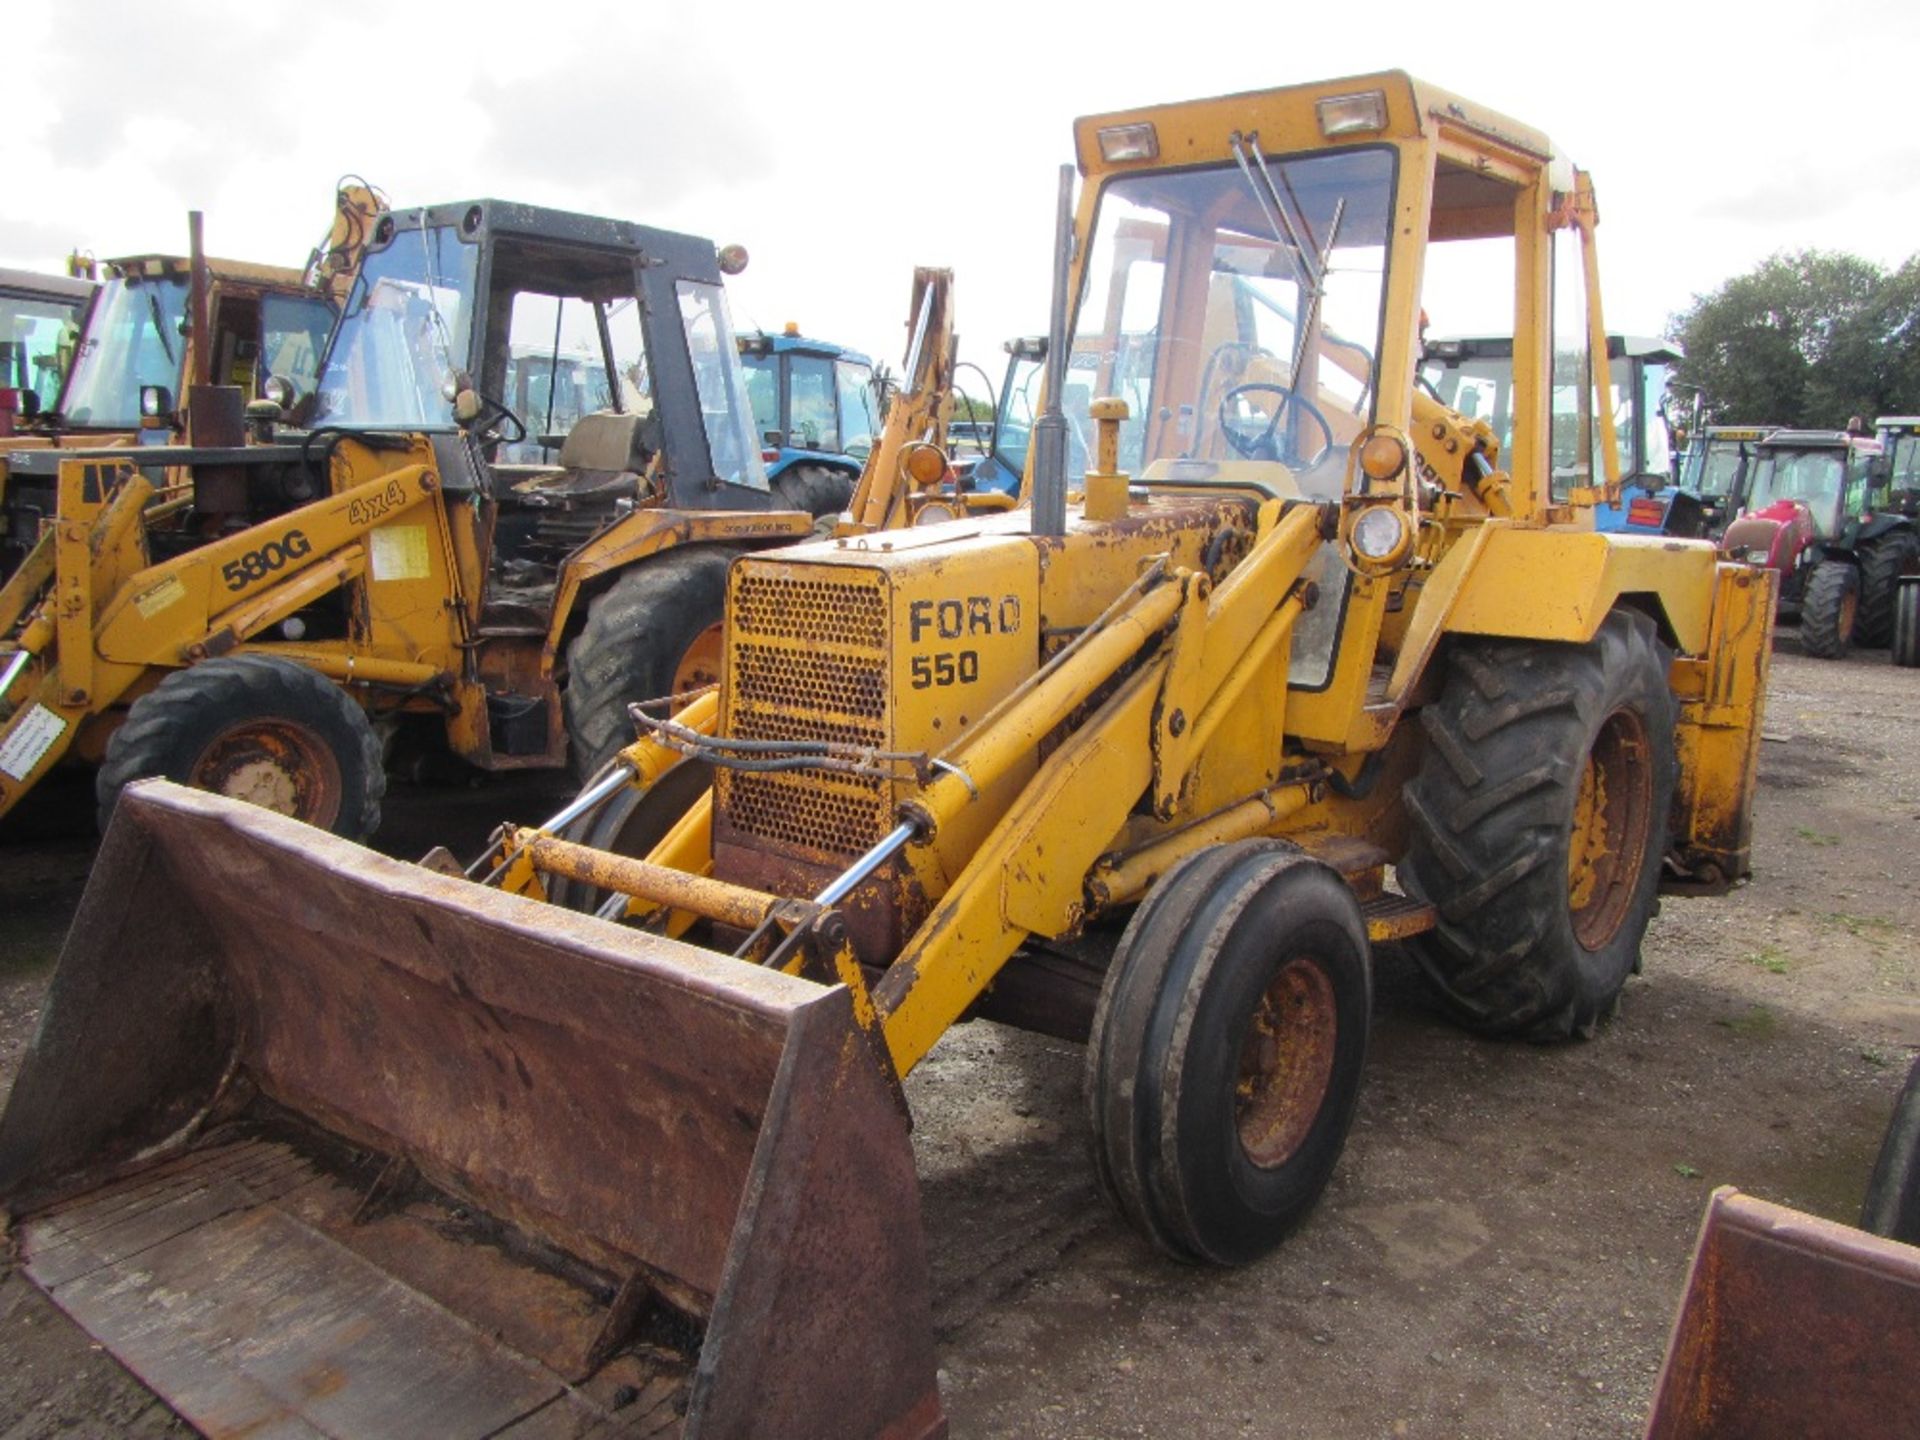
[
  {"left": 147, "top": 288, "right": 177, "bottom": 367},
  {"left": 1228, "top": 132, "right": 1350, "bottom": 405}
]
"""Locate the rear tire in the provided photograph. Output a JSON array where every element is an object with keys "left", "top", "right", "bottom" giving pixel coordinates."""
[
  {"left": 563, "top": 548, "right": 734, "bottom": 784},
  {"left": 1800, "top": 560, "right": 1859, "bottom": 659},
  {"left": 1855, "top": 531, "right": 1917, "bottom": 649},
  {"left": 1861, "top": 1057, "right": 1920, "bottom": 1244},
  {"left": 1399, "top": 611, "right": 1676, "bottom": 1040},
  {"left": 96, "top": 654, "right": 385, "bottom": 839},
  {"left": 1086, "top": 840, "right": 1372, "bottom": 1266},
  {"left": 771, "top": 463, "right": 855, "bottom": 519},
  {"left": 1894, "top": 578, "right": 1920, "bottom": 668}
]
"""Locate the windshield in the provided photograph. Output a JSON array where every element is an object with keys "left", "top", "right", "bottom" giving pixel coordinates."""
[
  {"left": 61, "top": 275, "right": 189, "bottom": 426},
  {"left": 1068, "top": 147, "right": 1393, "bottom": 491},
  {"left": 312, "top": 225, "right": 480, "bottom": 429},
  {"left": 1691, "top": 439, "right": 1753, "bottom": 501},
  {"left": 1421, "top": 351, "right": 1512, "bottom": 446},
  {"left": 741, "top": 351, "right": 778, "bottom": 441},
  {"left": 1, "top": 292, "right": 87, "bottom": 412},
  {"left": 836, "top": 358, "right": 877, "bottom": 458},
  {"left": 1746, "top": 449, "right": 1846, "bottom": 532},
  {"left": 992, "top": 354, "right": 1045, "bottom": 479},
  {"left": 676, "top": 280, "right": 768, "bottom": 490},
  {"left": 1889, "top": 435, "right": 1920, "bottom": 495}
]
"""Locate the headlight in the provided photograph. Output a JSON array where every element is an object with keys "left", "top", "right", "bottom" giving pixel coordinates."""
[
  {"left": 1351, "top": 506, "right": 1410, "bottom": 565},
  {"left": 1096, "top": 123, "right": 1159, "bottom": 163},
  {"left": 139, "top": 385, "right": 172, "bottom": 419}
]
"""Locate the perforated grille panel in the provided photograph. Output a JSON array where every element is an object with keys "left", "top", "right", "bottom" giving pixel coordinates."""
[
  {"left": 733, "top": 572, "right": 887, "bottom": 649},
  {"left": 719, "top": 564, "right": 890, "bottom": 861}
]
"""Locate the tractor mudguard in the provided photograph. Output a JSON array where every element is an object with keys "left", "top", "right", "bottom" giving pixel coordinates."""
[
  {"left": 0, "top": 782, "right": 944, "bottom": 1440},
  {"left": 1645, "top": 1188, "right": 1920, "bottom": 1438}
]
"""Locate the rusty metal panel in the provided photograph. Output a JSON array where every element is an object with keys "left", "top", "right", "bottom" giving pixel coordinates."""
[
  {"left": 0, "top": 782, "right": 945, "bottom": 1440},
  {"left": 1645, "top": 1187, "right": 1920, "bottom": 1439}
]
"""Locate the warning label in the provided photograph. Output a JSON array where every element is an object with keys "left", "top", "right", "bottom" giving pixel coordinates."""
[
  {"left": 133, "top": 573, "right": 187, "bottom": 619},
  {"left": 0, "top": 704, "right": 68, "bottom": 781},
  {"left": 369, "top": 525, "right": 432, "bottom": 582}
]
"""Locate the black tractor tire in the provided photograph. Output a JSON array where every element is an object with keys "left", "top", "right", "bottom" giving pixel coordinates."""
[
  {"left": 563, "top": 547, "right": 735, "bottom": 785},
  {"left": 1799, "top": 560, "right": 1859, "bottom": 659},
  {"left": 1894, "top": 578, "right": 1920, "bottom": 668},
  {"left": 1398, "top": 611, "right": 1677, "bottom": 1041},
  {"left": 1861, "top": 1057, "right": 1920, "bottom": 1245},
  {"left": 1087, "top": 840, "right": 1373, "bottom": 1266},
  {"left": 1857, "top": 530, "right": 1920, "bottom": 649},
  {"left": 771, "top": 463, "right": 855, "bottom": 519},
  {"left": 545, "top": 756, "right": 715, "bottom": 914},
  {"left": 96, "top": 654, "right": 385, "bottom": 839}
]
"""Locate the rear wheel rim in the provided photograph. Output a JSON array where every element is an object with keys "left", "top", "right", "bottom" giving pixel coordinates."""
[
  {"left": 672, "top": 621, "right": 725, "bottom": 696},
  {"left": 189, "top": 721, "right": 342, "bottom": 825},
  {"left": 1235, "top": 955, "right": 1338, "bottom": 1168},
  {"left": 1567, "top": 707, "right": 1653, "bottom": 950}
]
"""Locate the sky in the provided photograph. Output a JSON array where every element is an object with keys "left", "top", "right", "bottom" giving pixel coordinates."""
[{"left": 10, "top": 0, "right": 1920, "bottom": 397}]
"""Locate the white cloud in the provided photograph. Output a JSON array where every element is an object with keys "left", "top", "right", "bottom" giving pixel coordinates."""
[{"left": 7, "top": 0, "right": 1918, "bottom": 381}]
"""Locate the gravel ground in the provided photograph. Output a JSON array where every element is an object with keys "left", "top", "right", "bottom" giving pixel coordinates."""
[{"left": 0, "top": 633, "right": 1915, "bottom": 1438}]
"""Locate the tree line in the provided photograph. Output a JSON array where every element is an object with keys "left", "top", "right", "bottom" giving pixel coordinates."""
[{"left": 1667, "top": 250, "right": 1920, "bottom": 429}]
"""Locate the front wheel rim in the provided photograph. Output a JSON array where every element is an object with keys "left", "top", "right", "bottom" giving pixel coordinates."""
[{"left": 1235, "top": 955, "right": 1339, "bottom": 1168}]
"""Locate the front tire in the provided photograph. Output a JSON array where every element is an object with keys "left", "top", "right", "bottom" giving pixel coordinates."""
[
  {"left": 1800, "top": 560, "right": 1859, "bottom": 659},
  {"left": 96, "top": 654, "right": 385, "bottom": 838},
  {"left": 1893, "top": 578, "right": 1920, "bottom": 668},
  {"left": 1861, "top": 1057, "right": 1920, "bottom": 1244},
  {"left": 1858, "top": 531, "right": 1920, "bottom": 649},
  {"left": 563, "top": 548, "right": 734, "bottom": 784},
  {"left": 545, "top": 757, "right": 714, "bottom": 914},
  {"left": 1399, "top": 611, "right": 1677, "bottom": 1040},
  {"left": 1087, "top": 840, "right": 1372, "bottom": 1266}
]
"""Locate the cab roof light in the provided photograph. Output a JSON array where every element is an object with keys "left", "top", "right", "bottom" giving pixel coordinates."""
[
  {"left": 1097, "top": 123, "right": 1159, "bottom": 164},
  {"left": 1317, "top": 90, "right": 1388, "bottom": 138}
]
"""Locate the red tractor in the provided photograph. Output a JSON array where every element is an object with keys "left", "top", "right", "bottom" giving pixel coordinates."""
[{"left": 1720, "top": 427, "right": 1916, "bottom": 657}]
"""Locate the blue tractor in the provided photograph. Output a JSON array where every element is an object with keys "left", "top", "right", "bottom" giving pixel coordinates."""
[{"left": 736, "top": 325, "right": 879, "bottom": 516}]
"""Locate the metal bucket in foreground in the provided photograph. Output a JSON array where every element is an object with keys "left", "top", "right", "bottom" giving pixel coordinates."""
[
  {"left": 0, "top": 781, "right": 944, "bottom": 1440},
  {"left": 1644, "top": 1186, "right": 1920, "bottom": 1439}
]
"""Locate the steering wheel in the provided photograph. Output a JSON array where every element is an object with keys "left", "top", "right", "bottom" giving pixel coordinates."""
[
  {"left": 478, "top": 394, "right": 528, "bottom": 447},
  {"left": 1218, "top": 382, "right": 1334, "bottom": 469}
]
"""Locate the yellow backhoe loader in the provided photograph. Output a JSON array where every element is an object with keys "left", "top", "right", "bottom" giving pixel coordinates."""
[
  {"left": 1, "top": 73, "right": 1774, "bottom": 1438},
  {"left": 0, "top": 200, "right": 845, "bottom": 837}
]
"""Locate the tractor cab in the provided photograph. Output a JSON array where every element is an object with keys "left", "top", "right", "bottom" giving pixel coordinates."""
[
  {"left": 965, "top": 335, "right": 1049, "bottom": 497},
  {"left": 735, "top": 325, "right": 879, "bottom": 483},
  {"left": 1677, "top": 424, "right": 1774, "bottom": 534},
  {"left": 1874, "top": 416, "right": 1920, "bottom": 513},
  {"left": 1419, "top": 332, "right": 1690, "bottom": 533},
  {"left": 0, "top": 255, "right": 334, "bottom": 580},
  {"left": 309, "top": 201, "right": 772, "bottom": 527},
  {"left": 0, "top": 267, "right": 93, "bottom": 425}
]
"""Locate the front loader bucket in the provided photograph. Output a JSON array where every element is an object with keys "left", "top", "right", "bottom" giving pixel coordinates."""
[
  {"left": 0, "top": 782, "right": 944, "bottom": 1440},
  {"left": 1644, "top": 1187, "right": 1920, "bottom": 1439}
]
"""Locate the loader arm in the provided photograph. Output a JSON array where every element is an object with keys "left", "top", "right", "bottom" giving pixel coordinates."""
[{"left": 847, "top": 269, "right": 955, "bottom": 530}]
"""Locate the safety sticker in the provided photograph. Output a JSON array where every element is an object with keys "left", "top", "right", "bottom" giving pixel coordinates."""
[
  {"left": 0, "top": 704, "right": 68, "bottom": 781},
  {"left": 133, "top": 573, "right": 187, "bottom": 619},
  {"left": 370, "top": 524, "right": 432, "bottom": 582}
]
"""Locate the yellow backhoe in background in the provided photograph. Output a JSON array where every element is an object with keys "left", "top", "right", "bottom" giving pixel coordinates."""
[
  {"left": 0, "top": 199, "right": 849, "bottom": 838},
  {"left": 1, "top": 73, "right": 1774, "bottom": 1439}
]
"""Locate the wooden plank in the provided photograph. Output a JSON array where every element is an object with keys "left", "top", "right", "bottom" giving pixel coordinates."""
[{"left": 22, "top": 1151, "right": 606, "bottom": 1440}]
